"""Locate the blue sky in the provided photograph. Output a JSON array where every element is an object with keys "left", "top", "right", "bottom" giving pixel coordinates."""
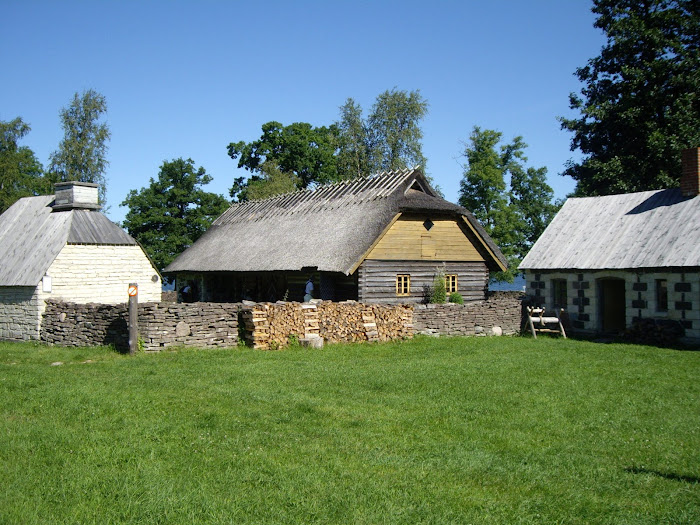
[{"left": 2, "top": 0, "right": 605, "bottom": 224}]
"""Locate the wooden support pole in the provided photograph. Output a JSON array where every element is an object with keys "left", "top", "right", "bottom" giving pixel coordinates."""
[{"left": 128, "top": 283, "right": 138, "bottom": 355}]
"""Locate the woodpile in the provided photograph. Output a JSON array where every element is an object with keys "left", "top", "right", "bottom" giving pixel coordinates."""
[
  {"left": 241, "top": 302, "right": 321, "bottom": 350},
  {"left": 318, "top": 301, "right": 413, "bottom": 343},
  {"left": 625, "top": 318, "right": 685, "bottom": 346}
]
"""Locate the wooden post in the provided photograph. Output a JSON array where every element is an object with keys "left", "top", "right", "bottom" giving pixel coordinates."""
[{"left": 128, "top": 283, "right": 138, "bottom": 354}]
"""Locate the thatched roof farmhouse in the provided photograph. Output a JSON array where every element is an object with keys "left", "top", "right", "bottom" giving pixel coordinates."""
[
  {"left": 520, "top": 147, "right": 700, "bottom": 342},
  {"left": 165, "top": 168, "right": 506, "bottom": 304},
  {"left": 0, "top": 182, "right": 161, "bottom": 341}
]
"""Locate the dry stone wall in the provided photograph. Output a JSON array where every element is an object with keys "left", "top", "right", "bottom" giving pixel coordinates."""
[
  {"left": 41, "top": 300, "right": 240, "bottom": 351},
  {"left": 413, "top": 292, "right": 524, "bottom": 336},
  {"left": 37, "top": 293, "right": 524, "bottom": 350},
  {"left": 0, "top": 286, "right": 43, "bottom": 341}
]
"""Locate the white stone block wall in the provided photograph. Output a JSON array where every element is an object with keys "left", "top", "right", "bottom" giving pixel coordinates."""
[
  {"left": 44, "top": 244, "right": 162, "bottom": 305},
  {"left": 525, "top": 269, "right": 700, "bottom": 340},
  {"left": 0, "top": 286, "right": 42, "bottom": 341}
]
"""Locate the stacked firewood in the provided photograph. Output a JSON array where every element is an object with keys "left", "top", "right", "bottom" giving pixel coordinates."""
[
  {"left": 241, "top": 305, "right": 270, "bottom": 349},
  {"left": 318, "top": 302, "right": 413, "bottom": 343},
  {"left": 318, "top": 302, "right": 367, "bottom": 343},
  {"left": 625, "top": 318, "right": 685, "bottom": 347}
]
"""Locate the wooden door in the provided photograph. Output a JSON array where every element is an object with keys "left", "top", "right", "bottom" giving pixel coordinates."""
[{"left": 599, "top": 279, "right": 626, "bottom": 333}]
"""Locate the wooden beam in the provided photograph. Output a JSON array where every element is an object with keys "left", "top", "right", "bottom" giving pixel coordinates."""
[{"left": 460, "top": 216, "right": 507, "bottom": 272}]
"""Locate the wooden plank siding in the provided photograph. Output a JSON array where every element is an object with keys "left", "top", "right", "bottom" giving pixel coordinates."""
[
  {"left": 358, "top": 260, "right": 488, "bottom": 304},
  {"left": 366, "top": 216, "right": 485, "bottom": 262}
]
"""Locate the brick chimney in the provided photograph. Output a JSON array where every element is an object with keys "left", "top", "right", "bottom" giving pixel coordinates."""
[
  {"left": 680, "top": 147, "right": 700, "bottom": 197},
  {"left": 52, "top": 181, "right": 101, "bottom": 211}
]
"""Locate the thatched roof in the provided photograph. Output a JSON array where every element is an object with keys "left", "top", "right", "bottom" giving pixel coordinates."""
[
  {"left": 166, "top": 168, "right": 506, "bottom": 275},
  {"left": 519, "top": 188, "right": 700, "bottom": 271},
  {"left": 0, "top": 195, "right": 138, "bottom": 286}
]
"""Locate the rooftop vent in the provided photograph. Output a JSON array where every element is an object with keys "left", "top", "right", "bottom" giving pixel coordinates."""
[{"left": 52, "top": 181, "right": 101, "bottom": 212}]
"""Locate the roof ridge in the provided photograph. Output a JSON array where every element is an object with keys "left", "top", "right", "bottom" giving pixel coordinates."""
[{"left": 215, "top": 168, "right": 420, "bottom": 225}]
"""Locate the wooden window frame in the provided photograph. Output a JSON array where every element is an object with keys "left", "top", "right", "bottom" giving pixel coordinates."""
[
  {"left": 396, "top": 274, "right": 411, "bottom": 296},
  {"left": 445, "top": 274, "right": 458, "bottom": 294}
]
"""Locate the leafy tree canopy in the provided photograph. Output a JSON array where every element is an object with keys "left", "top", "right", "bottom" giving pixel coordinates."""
[
  {"left": 244, "top": 162, "right": 301, "bottom": 201},
  {"left": 336, "top": 89, "right": 432, "bottom": 185},
  {"left": 227, "top": 121, "right": 338, "bottom": 200},
  {"left": 121, "top": 158, "right": 230, "bottom": 277},
  {"left": 229, "top": 88, "right": 432, "bottom": 199},
  {"left": 47, "top": 89, "right": 111, "bottom": 204},
  {"left": 0, "top": 117, "right": 44, "bottom": 214},
  {"left": 561, "top": 0, "right": 700, "bottom": 196},
  {"left": 459, "top": 127, "right": 558, "bottom": 282},
  {"left": 366, "top": 88, "right": 428, "bottom": 172}
]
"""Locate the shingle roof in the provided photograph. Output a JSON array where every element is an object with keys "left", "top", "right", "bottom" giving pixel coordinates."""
[
  {"left": 0, "top": 195, "right": 138, "bottom": 286},
  {"left": 165, "top": 168, "right": 506, "bottom": 275},
  {"left": 519, "top": 188, "right": 700, "bottom": 271}
]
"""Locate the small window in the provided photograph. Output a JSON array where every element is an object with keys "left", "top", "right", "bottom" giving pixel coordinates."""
[
  {"left": 445, "top": 274, "right": 458, "bottom": 294},
  {"left": 552, "top": 279, "right": 567, "bottom": 309},
  {"left": 656, "top": 279, "right": 668, "bottom": 312},
  {"left": 396, "top": 274, "right": 410, "bottom": 296}
]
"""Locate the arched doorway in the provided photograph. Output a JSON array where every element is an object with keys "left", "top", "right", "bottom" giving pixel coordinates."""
[{"left": 598, "top": 278, "right": 626, "bottom": 333}]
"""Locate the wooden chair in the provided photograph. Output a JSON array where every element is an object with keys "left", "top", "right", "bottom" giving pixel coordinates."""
[{"left": 526, "top": 306, "right": 567, "bottom": 339}]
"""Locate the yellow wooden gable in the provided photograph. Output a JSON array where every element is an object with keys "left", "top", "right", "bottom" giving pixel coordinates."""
[{"left": 366, "top": 216, "right": 485, "bottom": 262}]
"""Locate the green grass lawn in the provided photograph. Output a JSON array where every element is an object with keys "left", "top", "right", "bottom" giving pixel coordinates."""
[{"left": 1, "top": 336, "right": 698, "bottom": 524}]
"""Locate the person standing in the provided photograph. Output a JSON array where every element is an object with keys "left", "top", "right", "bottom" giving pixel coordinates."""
[{"left": 304, "top": 276, "right": 314, "bottom": 302}]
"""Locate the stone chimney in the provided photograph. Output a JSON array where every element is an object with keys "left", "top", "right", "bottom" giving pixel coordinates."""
[
  {"left": 52, "top": 181, "right": 101, "bottom": 211},
  {"left": 680, "top": 147, "right": 700, "bottom": 197}
]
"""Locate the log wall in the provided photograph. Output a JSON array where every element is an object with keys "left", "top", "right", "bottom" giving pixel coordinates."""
[{"left": 358, "top": 260, "right": 488, "bottom": 304}]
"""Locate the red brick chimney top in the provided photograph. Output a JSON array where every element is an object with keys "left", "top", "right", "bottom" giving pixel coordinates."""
[{"left": 681, "top": 148, "right": 700, "bottom": 197}]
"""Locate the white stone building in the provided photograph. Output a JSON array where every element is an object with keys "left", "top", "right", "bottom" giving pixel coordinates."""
[
  {"left": 0, "top": 182, "right": 161, "bottom": 341},
  {"left": 520, "top": 148, "right": 700, "bottom": 343}
]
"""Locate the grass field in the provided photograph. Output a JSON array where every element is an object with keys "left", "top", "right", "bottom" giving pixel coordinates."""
[{"left": 1, "top": 336, "right": 699, "bottom": 524}]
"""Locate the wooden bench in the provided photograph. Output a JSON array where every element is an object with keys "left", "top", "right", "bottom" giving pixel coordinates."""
[{"left": 526, "top": 306, "right": 567, "bottom": 339}]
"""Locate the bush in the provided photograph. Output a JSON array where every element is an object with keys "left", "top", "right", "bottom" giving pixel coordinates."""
[
  {"left": 449, "top": 292, "right": 464, "bottom": 304},
  {"left": 431, "top": 269, "right": 447, "bottom": 304}
]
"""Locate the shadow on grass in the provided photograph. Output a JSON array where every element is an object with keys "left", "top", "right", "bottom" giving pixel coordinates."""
[{"left": 625, "top": 466, "right": 700, "bottom": 484}]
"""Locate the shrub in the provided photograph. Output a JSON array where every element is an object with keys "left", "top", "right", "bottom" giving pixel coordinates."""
[
  {"left": 449, "top": 292, "right": 464, "bottom": 304},
  {"left": 431, "top": 268, "right": 447, "bottom": 304}
]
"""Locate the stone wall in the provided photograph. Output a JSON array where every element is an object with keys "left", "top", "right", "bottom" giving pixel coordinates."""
[
  {"left": 38, "top": 293, "right": 524, "bottom": 350},
  {"left": 413, "top": 291, "right": 524, "bottom": 337},
  {"left": 0, "top": 286, "right": 42, "bottom": 341},
  {"left": 41, "top": 300, "right": 240, "bottom": 351}
]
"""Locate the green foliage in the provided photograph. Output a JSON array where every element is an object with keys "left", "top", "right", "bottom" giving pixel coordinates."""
[
  {"left": 1, "top": 338, "right": 699, "bottom": 523},
  {"left": 121, "top": 158, "right": 230, "bottom": 274},
  {"left": 336, "top": 89, "right": 439, "bottom": 192},
  {"left": 47, "top": 89, "right": 111, "bottom": 204},
  {"left": 0, "top": 117, "right": 45, "bottom": 213},
  {"left": 230, "top": 89, "right": 434, "bottom": 199},
  {"left": 448, "top": 292, "right": 464, "bottom": 304},
  {"left": 458, "top": 126, "right": 558, "bottom": 282},
  {"left": 335, "top": 98, "right": 370, "bottom": 179},
  {"left": 243, "top": 162, "right": 301, "bottom": 201},
  {"left": 366, "top": 88, "right": 428, "bottom": 172},
  {"left": 430, "top": 267, "right": 447, "bottom": 303},
  {"left": 560, "top": 0, "right": 700, "bottom": 196},
  {"left": 228, "top": 121, "right": 339, "bottom": 200}
]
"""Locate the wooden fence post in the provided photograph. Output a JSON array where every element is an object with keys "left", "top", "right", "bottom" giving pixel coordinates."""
[{"left": 128, "top": 283, "right": 138, "bottom": 354}]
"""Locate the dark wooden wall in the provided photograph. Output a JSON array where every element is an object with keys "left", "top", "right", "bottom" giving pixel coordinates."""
[{"left": 357, "top": 260, "right": 488, "bottom": 304}]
